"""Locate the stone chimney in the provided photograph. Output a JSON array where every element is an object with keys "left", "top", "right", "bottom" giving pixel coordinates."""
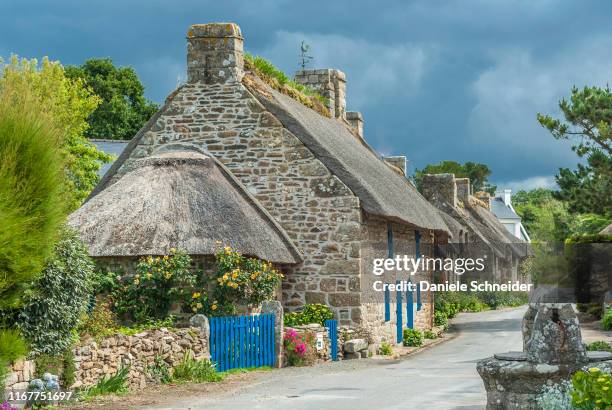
[
  {"left": 346, "top": 111, "right": 363, "bottom": 138},
  {"left": 455, "top": 178, "right": 471, "bottom": 203},
  {"left": 422, "top": 174, "right": 457, "bottom": 208},
  {"left": 474, "top": 191, "right": 491, "bottom": 210},
  {"left": 187, "top": 23, "right": 244, "bottom": 84},
  {"left": 294, "top": 69, "right": 346, "bottom": 119},
  {"left": 383, "top": 156, "right": 407, "bottom": 177},
  {"left": 503, "top": 189, "right": 512, "bottom": 206}
]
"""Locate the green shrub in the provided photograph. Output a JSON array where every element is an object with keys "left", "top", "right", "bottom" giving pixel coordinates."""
[
  {"left": 110, "top": 250, "right": 197, "bottom": 323},
  {"left": 0, "top": 329, "right": 28, "bottom": 363},
  {"left": 587, "top": 304, "right": 604, "bottom": 320},
  {"left": 77, "top": 299, "right": 118, "bottom": 340},
  {"left": 571, "top": 367, "right": 612, "bottom": 409},
  {"left": 171, "top": 350, "right": 222, "bottom": 383},
  {"left": 34, "top": 349, "right": 76, "bottom": 388},
  {"left": 402, "top": 329, "right": 423, "bottom": 347},
  {"left": 0, "top": 80, "right": 68, "bottom": 311},
  {"left": 284, "top": 304, "right": 334, "bottom": 327},
  {"left": 602, "top": 309, "right": 612, "bottom": 331},
  {"left": 146, "top": 355, "right": 171, "bottom": 384},
  {"left": 424, "top": 330, "right": 438, "bottom": 340},
  {"left": 587, "top": 341, "right": 612, "bottom": 352},
  {"left": 434, "top": 311, "right": 448, "bottom": 328},
  {"left": 378, "top": 342, "right": 393, "bottom": 356},
  {"left": 84, "top": 366, "right": 130, "bottom": 398},
  {"left": 13, "top": 228, "right": 94, "bottom": 356}
]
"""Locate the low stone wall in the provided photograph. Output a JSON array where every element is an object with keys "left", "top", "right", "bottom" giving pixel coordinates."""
[
  {"left": 74, "top": 327, "right": 209, "bottom": 389},
  {"left": 5, "top": 359, "right": 36, "bottom": 392}
]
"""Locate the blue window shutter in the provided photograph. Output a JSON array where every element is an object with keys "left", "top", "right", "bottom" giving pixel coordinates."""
[
  {"left": 396, "top": 280, "right": 403, "bottom": 343},
  {"left": 415, "top": 230, "right": 421, "bottom": 259},
  {"left": 416, "top": 282, "right": 422, "bottom": 311},
  {"left": 387, "top": 223, "right": 394, "bottom": 258},
  {"left": 384, "top": 287, "right": 390, "bottom": 321},
  {"left": 406, "top": 285, "right": 414, "bottom": 329}
]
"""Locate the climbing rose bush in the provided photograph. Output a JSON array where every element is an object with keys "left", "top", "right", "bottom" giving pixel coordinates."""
[
  {"left": 110, "top": 249, "right": 196, "bottom": 323},
  {"left": 213, "top": 246, "right": 284, "bottom": 311}
]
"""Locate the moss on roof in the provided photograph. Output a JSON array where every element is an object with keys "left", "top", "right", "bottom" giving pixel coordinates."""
[{"left": 243, "top": 54, "right": 330, "bottom": 118}]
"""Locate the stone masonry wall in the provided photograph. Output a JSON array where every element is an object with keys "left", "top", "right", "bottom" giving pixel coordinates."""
[
  {"left": 110, "top": 81, "right": 364, "bottom": 326},
  {"left": 4, "top": 359, "right": 35, "bottom": 393},
  {"left": 73, "top": 327, "right": 208, "bottom": 389},
  {"left": 360, "top": 213, "right": 434, "bottom": 344}
]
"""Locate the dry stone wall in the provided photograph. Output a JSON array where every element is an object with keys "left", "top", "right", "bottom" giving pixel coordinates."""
[
  {"left": 5, "top": 359, "right": 35, "bottom": 392},
  {"left": 73, "top": 327, "right": 208, "bottom": 389}
]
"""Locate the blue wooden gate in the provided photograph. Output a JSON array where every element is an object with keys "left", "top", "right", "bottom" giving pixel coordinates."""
[
  {"left": 325, "top": 319, "right": 338, "bottom": 361},
  {"left": 209, "top": 313, "right": 275, "bottom": 371}
]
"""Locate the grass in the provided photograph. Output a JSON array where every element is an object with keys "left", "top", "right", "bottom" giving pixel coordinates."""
[
  {"left": 243, "top": 53, "right": 330, "bottom": 117},
  {"left": 170, "top": 350, "right": 223, "bottom": 383},
  {"left": 84, "top": 366, "right": 130, "bottom": 398},
  {"left": 378, "top": 341, "right": 393, "bottom": 356},
  {"left": 587, "top": 341, "right": 612, "bottom": 352}
]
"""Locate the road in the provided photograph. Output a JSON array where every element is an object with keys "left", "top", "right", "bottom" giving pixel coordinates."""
[{"left": 147, "top": 307, "right": 526, "bottom": 410}]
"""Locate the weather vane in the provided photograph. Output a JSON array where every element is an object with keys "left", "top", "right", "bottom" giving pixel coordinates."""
[{"left": 299, "top": 41, "right": 313, "bottom": 70}]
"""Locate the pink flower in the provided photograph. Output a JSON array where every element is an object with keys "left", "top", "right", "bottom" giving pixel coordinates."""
[{"left": 295, "top": 342, "right": 306, "bottom": 357}]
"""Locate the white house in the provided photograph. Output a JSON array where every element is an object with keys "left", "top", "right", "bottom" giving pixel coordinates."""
[{"left": 490, "top": 189, "right": 531, "bottom": 242}]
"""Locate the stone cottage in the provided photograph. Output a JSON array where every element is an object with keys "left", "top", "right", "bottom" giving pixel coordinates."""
[
  {"left": 421, "top": 174, "right": 530, "bottom": 282},
  {"left": 75, "top": 22, "right": 452, "bottom": 343}
]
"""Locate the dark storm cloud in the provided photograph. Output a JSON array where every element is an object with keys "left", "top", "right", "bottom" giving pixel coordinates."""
[{"left": 2, "top": 0, "right": 611, "bottom": 189}]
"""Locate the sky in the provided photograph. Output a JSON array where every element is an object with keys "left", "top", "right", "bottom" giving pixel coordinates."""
[{"left": 2, "top": 0, "right": 611, "bottom": 192}]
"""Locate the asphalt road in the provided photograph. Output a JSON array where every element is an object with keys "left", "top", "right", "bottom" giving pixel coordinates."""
[{"left": 147, "top": 306, "right": 526, "bottom": 410}]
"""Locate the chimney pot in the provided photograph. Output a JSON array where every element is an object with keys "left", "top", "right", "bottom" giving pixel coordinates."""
[{"left": 187, "top": 23, "right": 244, "bottom": 84}]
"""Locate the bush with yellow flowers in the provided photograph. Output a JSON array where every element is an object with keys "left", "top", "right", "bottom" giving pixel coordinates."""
[
  {"left": 571, "top": 367, "right": 612, "bottom": 409},
  {"left": 111, "top": 249, "right": 197, "bottom": 323},
  {"left": 212, "top": 246, "right": 284, "bottom": 313}
]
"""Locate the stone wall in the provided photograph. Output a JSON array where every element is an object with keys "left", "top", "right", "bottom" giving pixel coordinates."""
[
  {"left": 4, "top": 359, "right": 35, "bottom": 392},
  {"left": 285, "top": 324, "right": 332, "bottom": 364},
  {"left": 73, "top": 327, "right": 208, "bottom": 389},
  {"left": 294, "top": 69, "right": 346, "bottom": 119},
  {"left": 360, "top": 214, "right": 434, "bottom": 344}
]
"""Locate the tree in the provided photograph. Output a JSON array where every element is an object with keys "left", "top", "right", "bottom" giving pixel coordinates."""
[
  {"left": 537, "top": 86, "right": 612, "bottom": 158},
  {"left": 65, "top": 58, "right": 158, "bottom": 140},
  {"left": 554, "top": 150, "right": 611, "bottom": 216},
  {"left": 538, "top": 86, "right": 612, "bottom": 217},
  {"left": 414, "top": 160, "right": 497, "bottom": 194},
  {"left": 0, "top": 56, "right": 112, "bottom": 210},
  {"left": 512, "top": 189, "right": 570, "bottom": 243}
]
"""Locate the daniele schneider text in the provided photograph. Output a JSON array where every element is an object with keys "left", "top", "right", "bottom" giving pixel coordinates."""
[{"left": 371, "top": 255, "right": 533, "bottom": 292}]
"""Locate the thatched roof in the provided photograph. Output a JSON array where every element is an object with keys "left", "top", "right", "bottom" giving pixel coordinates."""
[
  {"left": 69, "top": 150, "right": 302, "bottom": 264},
  {"left": 244, "top": 76, "right": 448, "bottom": 233}
]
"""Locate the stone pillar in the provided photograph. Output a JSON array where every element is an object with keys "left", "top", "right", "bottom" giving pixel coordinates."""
[
  {"left": 186, "top": 23, "right": 244, "bottom": 84},
  {"left": 294, "top": 69, "right": 346, "bottom": 119},
  {"left": 346, "top": 111, "right": 364, "bottom": 138},
  {"left": 189, "top": 314, "right": 210, "bottom": 348},
  {"left": 421, "top": 174, "right": 457, "bottom": 208},
  {"left": 455, "top": 178, "right": 470, "bottom": 203},
  {"left": 261, "top": 300, "right": 284, "bottom": 368}
]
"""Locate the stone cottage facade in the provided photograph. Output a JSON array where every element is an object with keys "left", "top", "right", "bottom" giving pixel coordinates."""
[{"left": 83, "top": 23, "right": 451, "bottom": 343}]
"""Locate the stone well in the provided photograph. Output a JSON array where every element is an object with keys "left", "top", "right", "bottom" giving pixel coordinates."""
[{"left": 477, "top": 304, "right": 612, "bottom": 409}]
